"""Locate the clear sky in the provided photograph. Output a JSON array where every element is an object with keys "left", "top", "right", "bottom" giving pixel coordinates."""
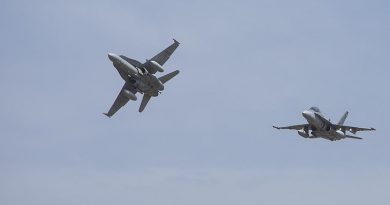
[{"left": 1, "top": 0, "right": 390, "bottom": 204}]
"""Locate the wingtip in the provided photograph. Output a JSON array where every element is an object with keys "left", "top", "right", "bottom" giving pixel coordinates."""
[
  {"left": 173, "top": 38, "right": 180, "bottom": 44},
  {"left": 272, "top": 126, "right": 280, "bottom": 129},
  {"left": 103, "top": 113, "right": 111, "bottom": 118}
]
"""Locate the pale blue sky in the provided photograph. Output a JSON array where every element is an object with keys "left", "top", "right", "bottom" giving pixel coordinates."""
[{"left": 1, "top": 0, "right": 390, "bottom": 204}]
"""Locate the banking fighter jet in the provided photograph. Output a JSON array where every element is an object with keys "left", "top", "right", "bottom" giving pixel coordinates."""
[
  {"left": 273, "top": 107, "right": 375, "bottom": 141},
  {"left": 104, "top": 39, "right": 180, "bottom": 117}
]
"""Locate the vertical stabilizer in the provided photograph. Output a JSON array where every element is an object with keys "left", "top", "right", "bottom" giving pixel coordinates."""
[{"left": 338, "top": 111, "right": 349, "bottom": 125}]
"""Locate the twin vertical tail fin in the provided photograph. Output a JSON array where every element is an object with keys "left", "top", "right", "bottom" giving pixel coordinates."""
[
  {"left": 338, "top": 111, "right": 364, "bottom": 139},
  {"left": 338, "top": 111, "right": 349, "bottom": 125}
]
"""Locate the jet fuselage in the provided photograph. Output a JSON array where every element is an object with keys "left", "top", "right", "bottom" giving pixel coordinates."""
[
  {"left": 301, "top": 108, "right": 347, "bottom": 140},
  {"left": 108, "top": 53, "right": 164, "bottom": 97}
]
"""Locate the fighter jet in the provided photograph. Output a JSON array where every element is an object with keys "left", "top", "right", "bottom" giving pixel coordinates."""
[
  {"left": 104, "top": 39, "right": 180, "bottom": 117},
  {"left": 273, "top": 107, "right": 375, "bottom": 141}
]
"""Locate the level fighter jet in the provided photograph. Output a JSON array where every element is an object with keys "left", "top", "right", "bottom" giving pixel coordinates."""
[
  {"left": 104, "top": 39, "right": 180, "bottom": 117},
  {"left": 273, "top": 107, "right": 375, "bottom": 141}
]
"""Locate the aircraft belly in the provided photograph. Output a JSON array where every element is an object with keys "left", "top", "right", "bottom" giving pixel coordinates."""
[
  {"left": 136, "top": 75, "right": 161, "bottom": 96},
  {"left": 313, "top": 131, "right": 329, "bottom": 137},
  {"left": 136, "top": 82, "right": 158, "bottom": 97},
  {"left": 312, "top": 130, "right": 345, "bottom": 141},
  {"left": 332, "top": 130, "right": 346, "bottom": 140}
]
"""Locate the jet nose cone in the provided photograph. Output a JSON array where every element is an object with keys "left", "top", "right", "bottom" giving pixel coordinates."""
[
  {"left": 108, "top": 53, "right": 116, "bottom": 61},
  {"left": 302, "top": 110, "right": 311, "bottom": 119}
]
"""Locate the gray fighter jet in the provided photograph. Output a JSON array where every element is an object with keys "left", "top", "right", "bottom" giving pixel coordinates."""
[
  {"left": 104, "top": 39, "right": 180, "bottom": 117},
  {"left": 273, "top": 107, "right": 375, "bottom": 141}
]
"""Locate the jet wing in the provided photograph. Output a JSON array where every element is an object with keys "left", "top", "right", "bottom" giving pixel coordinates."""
[
  {"left": 314, "top": 113, "right": 375, "bottom": 133},
  {"left": 149, "top": 39, "right": 180, "bottom": 67},
  {"left": 104, "top": 82, "right": 137, "bottom": 117},
  {"left": 334, "top": 125, "right": 376, "bottom": 134},
  {"left": 273, "top": 124, "right": 308, "bottom": 130}
]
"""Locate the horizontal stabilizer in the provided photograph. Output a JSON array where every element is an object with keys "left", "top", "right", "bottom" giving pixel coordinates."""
[
  {"left": 345, "top": 135, "right": 363, "bottom": 140},
  {"left": 139, "top": 94, "right": 151, "bottom": 112},
  {"left": 159, "top": 70, "right": 180, "bottom": 84}
]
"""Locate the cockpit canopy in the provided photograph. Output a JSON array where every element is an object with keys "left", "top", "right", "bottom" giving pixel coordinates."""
[{"left": 309, "top": 106, "right": 321, "bottom": 112}]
